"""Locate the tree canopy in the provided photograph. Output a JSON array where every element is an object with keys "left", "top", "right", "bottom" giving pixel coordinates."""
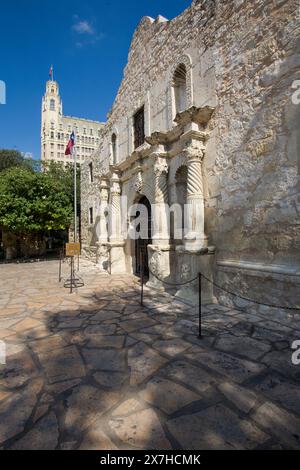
[
  {"left": 0, "top": 165, "right": 73, "bottom": 233},
  {"left": 0, "top": 149, "right": 37, "bottom": 172}
]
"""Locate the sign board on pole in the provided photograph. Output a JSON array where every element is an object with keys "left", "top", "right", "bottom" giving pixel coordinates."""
[{"left": 65, "top": 242, "right": 81, "bottom": 257}]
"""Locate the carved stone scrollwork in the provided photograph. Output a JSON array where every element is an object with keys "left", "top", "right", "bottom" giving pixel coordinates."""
[
  {"left": 149, "top": 251, "right": 162, "bottom": 276},
  {"left": 133, "top": 170, "right": 143, "bottom": 194},
  {"left": 110, "top": 180, "right": 121, "bottom": 196},
  {"left": 182, "top": 143, "right": 205, "bottom": 162},
  {"left": 154, "top": 158, "right": 168, "bottom": 176},
  {"left": 110, "top": 174, "right": 121, "bottom": 196},
  {"left": 181, "top": 263, "right": 191, "bottom": 281},
  {"left": 98, "top": 168, "right": 110, "bottom": 185}
]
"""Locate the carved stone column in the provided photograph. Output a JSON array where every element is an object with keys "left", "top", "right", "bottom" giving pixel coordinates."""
[
  {"left": 152, "top": 157, "right": 169, "bottom": 245},
  {"left": 183, "top": 142, "right": 207, "bottom": 250},
  {"left": 109, "top": 171, "right": 122, "bottom": 242},
  {"left": 98, "top": 177, "right": 109, "bottom": 242},
  {"left": 108, "top": 170, "right": 126, "bottom": 273},
  {"left": 95, "top": 176, "right": 109, "bottom": 270}
]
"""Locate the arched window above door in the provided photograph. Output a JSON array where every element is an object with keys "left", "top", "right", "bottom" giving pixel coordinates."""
[
  {"left": 111, "top": 133, "right": 117, "bottom": 164},
  {"left": 173, "top": 63, "right": 187, "bottom": 114},
  {"left": 167, "top": 54, "right": 193, "bottom": 126}
]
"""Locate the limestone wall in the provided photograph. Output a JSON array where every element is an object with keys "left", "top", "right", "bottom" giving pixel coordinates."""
[{"left": 82, "top": 0, "right": 300, "bottom": 307}]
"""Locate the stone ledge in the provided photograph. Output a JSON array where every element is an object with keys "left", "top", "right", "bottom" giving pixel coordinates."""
[{"left": 217, "top": 259, "right": 300, "bottom": 279}]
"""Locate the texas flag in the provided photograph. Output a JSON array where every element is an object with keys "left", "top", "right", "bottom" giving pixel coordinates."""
[
  {"left": 65, "top": 131, "right": 75, "bottom": 155},
  {"left": 49, "top": 65, "right": 53, "bottom": 80}
]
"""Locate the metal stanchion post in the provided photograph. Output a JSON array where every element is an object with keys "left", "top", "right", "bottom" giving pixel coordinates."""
[
  {"left": 70, "top": 256, "right": 74, "bottom": 294},
  {"left": 198, "top": 272, "right": 202, "bottom": 338},
  {"left": 59, "top": 250, "right": 62, "bottom": 282}
]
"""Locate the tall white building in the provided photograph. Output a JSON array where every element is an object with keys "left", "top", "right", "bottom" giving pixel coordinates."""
[{"left": 41, "top": 80, "right": 103, "bottom": 165}]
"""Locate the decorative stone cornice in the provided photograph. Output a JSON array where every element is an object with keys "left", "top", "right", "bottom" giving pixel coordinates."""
[
  {"left": 174, "top": 105, "right": 215, "bottom": 127},
  {"left": 145, "top": 128, "right": 182, "bottom": 146},
  {"left": 148, "top": 143, "right": 168, "bottom": 161},
  {"left": 114, "top": 106, "right": 214, "bottom": 174},
  {"left": 180, "top": 129, "right": 209, "bottom": 146},
  {"left": 131, "top": 141, "right": 151, "bottom": 158}
]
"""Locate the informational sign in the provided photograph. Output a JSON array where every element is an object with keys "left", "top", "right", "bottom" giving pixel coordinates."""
[{"left": 65, "top": 242, "right": 81, "bottom": 257}]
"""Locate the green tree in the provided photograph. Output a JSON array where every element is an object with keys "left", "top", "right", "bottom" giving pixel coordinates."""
[
  {"left": 41, "top": 160, "right": 80, "bottom": 207},
  {"left": 0, "top": 166, "right": 73, "bottom": 233},
  {"left": 0, "top": 149, "right": 38, "bottom": 172}
]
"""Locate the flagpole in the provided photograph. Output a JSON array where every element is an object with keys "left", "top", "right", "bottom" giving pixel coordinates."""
[{"left": 73, "top": 134, "right": 77, "bottom": 243}]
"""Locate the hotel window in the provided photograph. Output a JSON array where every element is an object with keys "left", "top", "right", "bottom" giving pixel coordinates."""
[
  {"left": 50, "top": 99, "right": 55, "bottom": 111},
  {"left": 89, "top": 207, "right": 93, "bottom": 224},
  {"left": 133, "top": 106, "right": 145, "bottom": 149},
  {"left": 83, "top": 128, "right": 86, "bottom": 135},
  {"left": 90, "top": 129, "right": 93, "bottom": 135},
  {"left": 51, "top": 132, "right": 54, "bottom": 139}
]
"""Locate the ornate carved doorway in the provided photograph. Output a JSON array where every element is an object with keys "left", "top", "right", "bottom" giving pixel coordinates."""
[{"left": 135, "top": 195, "right": 152, "bottom": 277}]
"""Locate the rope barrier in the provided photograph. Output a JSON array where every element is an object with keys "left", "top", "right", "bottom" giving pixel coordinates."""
[{"left": 148, "top": 268, "right": 198, "bottom": 286}]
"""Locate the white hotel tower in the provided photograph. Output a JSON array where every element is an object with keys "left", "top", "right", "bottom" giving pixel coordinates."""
[{"left": 41, "top": 79, "right": 103, "bottom": 165}]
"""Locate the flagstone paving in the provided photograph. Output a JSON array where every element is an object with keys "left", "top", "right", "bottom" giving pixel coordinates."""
[{"left": 0, "top": 259, "right": 300, "bottom": 450}]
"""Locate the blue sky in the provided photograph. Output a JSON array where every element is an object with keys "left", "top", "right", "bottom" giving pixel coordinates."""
[{"left": 0, "top": 0, "right": 191, "bottom": 160}]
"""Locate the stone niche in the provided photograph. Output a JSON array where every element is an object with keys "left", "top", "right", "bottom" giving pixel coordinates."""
[{"left": 147, "top": 244, "right": 216, "bottom": 305}]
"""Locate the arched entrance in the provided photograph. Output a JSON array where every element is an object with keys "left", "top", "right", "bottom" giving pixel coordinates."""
[{"left": 135, "top": 195, "right": 152, "bottom": 277}]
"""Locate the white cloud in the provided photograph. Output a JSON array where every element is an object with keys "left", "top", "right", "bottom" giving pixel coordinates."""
[
  {"left": 71, "top": 17, "right": 104, "bottom": 48},
  {"left": 72, "top": 20, "right": 95, "bottom": 35}
]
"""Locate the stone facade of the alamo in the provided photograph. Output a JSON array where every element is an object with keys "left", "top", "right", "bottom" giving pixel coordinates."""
[{"left": 81, "top": 0, "right": 300, "bottom": 308}]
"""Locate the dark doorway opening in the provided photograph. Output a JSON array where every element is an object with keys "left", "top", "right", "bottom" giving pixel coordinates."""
[{"left": 135, "top": 195, "right": 152, "bottom": 277}]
